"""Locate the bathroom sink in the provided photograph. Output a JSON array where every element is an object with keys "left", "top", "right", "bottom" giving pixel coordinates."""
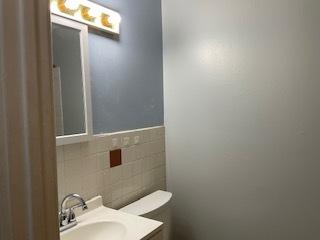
[
  {"left": 60, "top": 221, "right": 126, "bottom": 240},
  {"left": 59, "top": 196, "right": 162, "bottom": 240}
]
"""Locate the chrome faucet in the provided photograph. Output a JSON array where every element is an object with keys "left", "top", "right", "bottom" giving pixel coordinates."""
[{"left": 59, "top": 193, "right": 88, "bottom": 232}]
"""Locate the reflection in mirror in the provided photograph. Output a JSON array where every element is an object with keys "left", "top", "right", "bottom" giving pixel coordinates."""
[{"left": 52, "top": 23, "right": 86, "bottom": 136}]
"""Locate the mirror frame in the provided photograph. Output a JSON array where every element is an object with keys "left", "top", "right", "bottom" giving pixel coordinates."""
[{"left": 51, "top": 15, "right": 93, "bottom": 146}]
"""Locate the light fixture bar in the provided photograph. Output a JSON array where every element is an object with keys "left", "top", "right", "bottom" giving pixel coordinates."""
[{"left": 50, "top": 0, "right": 121, "bottom": 35}]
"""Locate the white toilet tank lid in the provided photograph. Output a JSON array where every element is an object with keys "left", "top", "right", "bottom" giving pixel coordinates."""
[{"left": 120, "top": 190, "right": 173, "bottom": 216}]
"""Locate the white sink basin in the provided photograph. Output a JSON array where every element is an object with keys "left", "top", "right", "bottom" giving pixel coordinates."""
[
  {"left": 61, "top": 221, "right": 126, "bottom": 240},
  {"left": 59, "top": 196, "right": 162, "bottom": 240}
]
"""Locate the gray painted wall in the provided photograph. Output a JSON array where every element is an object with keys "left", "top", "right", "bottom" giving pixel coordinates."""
[
  {"left": 89, "top": 0, "right": 164, "bottom": 134},
  {"left": 163, "top": 0, "right": 320, "bottom": 239}
]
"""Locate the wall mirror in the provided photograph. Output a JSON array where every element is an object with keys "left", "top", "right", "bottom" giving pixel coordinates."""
[{"left": 51, "top": 15, "right": 93, "bottom": 146}]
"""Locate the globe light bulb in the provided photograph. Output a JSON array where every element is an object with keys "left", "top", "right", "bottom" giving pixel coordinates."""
[
  {"left": 88, "top": 8, "right": 101, "bottom": 18},
  {"left": 108, "top": 13, "right": 121, "bottom": 24},
  {"left": 64, "top": 0, "right": 80, "bottom": 11}
]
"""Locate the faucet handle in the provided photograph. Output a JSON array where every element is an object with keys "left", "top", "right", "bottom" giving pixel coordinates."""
[
  {"left": 59, "top": 208, "right": 77, "bottom": 229},
  {"left": 68, "top": 208, "right": 76, "bottom": 223},
  {"left": 59, "top": 211, "right": 69, "bottom": 226},
  {"left": 64, "top": 203, "right": 88, "bottom": 224}
]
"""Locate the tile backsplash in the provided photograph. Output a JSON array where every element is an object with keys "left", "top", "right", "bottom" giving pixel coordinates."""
[{"left": 56, "top": 126, "right": 166, "bottom": 209}]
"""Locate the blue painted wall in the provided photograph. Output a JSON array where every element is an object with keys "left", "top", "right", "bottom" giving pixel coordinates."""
[{"left": 89, "top": 0, "right": 164, "bottom": 134}]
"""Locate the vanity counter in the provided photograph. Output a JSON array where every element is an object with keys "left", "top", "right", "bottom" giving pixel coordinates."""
[{"left": 61, "top": 196, "right": 163, "bottom": 240}]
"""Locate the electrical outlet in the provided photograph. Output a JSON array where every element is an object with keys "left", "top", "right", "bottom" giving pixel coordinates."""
[
  {"left": 122, "top": 137, "right": 130, "bottom": 146},
  {"left": 112, "top": 138, "right": 119, "bottom": 148},
  {"left": 134, "top": 136, "right": 140, "bottom": 145}
]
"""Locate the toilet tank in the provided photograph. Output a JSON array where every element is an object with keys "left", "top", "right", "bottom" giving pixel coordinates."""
[{"left": 120, "top": 190, "right": 173, "bottom": 240}]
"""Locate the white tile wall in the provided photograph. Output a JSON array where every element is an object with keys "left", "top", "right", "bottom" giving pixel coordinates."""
[{"left": 56, "top": 126, "right": 166, "bottom": 209}]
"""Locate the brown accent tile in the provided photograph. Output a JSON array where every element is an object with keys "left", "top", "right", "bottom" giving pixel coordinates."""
[{"left": 110, "top": 149, "right": 122, "bottom": 168}]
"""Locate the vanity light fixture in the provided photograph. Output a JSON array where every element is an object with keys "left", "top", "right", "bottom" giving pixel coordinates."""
[{"left": 50, "top": 0, "right": 121, "bottom": 35}]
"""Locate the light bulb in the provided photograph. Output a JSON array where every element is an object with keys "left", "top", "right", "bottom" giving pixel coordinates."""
[
  {"left": 50, "top": 1, "right": 59, "bottom": 12},
  {"left": 88, "top": 8, "right": 101, "bottom": 18},
  {"left": 108, "top": 13, "right": 121, "bottom": 24},
  {"left": 64, "top": 0, "right": 80, "bottom": 11}
]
